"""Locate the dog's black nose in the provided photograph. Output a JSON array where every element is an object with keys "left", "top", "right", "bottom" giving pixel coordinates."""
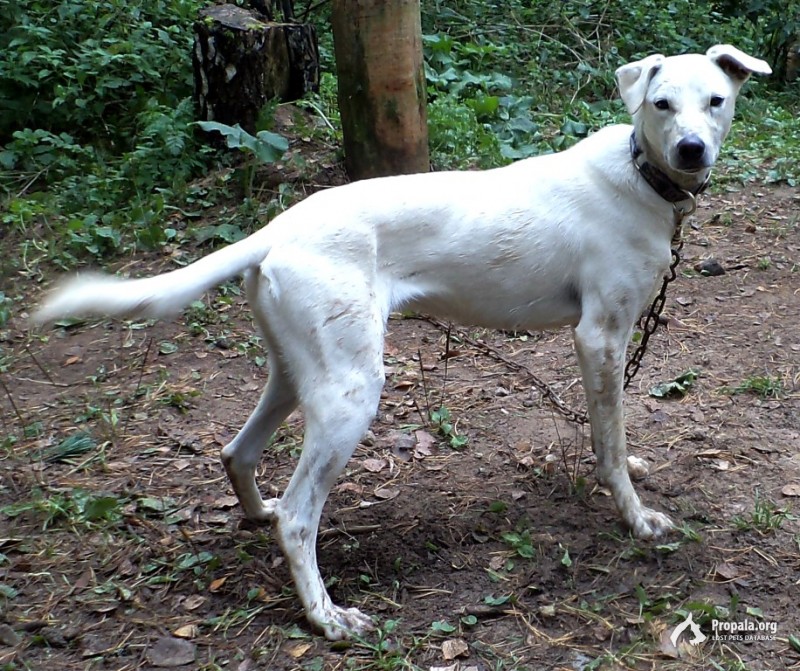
[{"left": 677, "top": 135, "right": 706, "bottom": 164}]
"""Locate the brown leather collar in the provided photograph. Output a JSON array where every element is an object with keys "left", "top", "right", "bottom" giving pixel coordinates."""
[{"left": 630, "top": 132, "right": 709, "bottom": 206}]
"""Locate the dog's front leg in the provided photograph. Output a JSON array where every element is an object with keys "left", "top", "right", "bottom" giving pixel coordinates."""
[{"left": 573, "top": 316, "right": 674, "bottom": 539}]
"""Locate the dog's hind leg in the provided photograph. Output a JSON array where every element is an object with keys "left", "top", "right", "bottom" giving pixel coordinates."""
[
  {"left": 220, "top": 353, "right": 298, "bottom": 522},
  {"left": 220, "top": 269, "right": 299, "bottom": 521},
  {"left": 252, "top": 259, "right": 386, "bottom": 639},
  {"left": 573, "top": 315, "right": 674, "bottom": 539}
]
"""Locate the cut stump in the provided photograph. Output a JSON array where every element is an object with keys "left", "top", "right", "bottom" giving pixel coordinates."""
[{"left": 193, "top": 4, "right": 318, "bottom": 133}]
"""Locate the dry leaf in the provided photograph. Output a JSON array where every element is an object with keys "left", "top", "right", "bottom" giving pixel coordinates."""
[
  {"left": 286, "top": 642, "right": 312, "bottom": 658},
  {"left": 173, "top": 624, "right": 199, "bottom": 639},
  {"left": 414, "top": 430, "right": 436, "bottom": 452},
  {"left": 363, "top": 458, "right": 388, "bottom": 473},
  {"left": 441, "top": 638, "right": 469, "bottom": 660},
  {"left": 714, "top": 562, "right": 739, "bottom": 581},
  {"left": 214, "top": 495, "right": 240, "bottom": 509},
  {"left": 183, "top": 595, "right": 207, "bottom": 611},
  {"left": 208, "top": 577, "right": 227, "bottom": 592},
  {"left": 374, "top": 486, "right": 400, "bottom": 500},
  {"left": 336, "top": 482, "right": 364, "bottom": 495},
  {"left": 658, "top": 626, "right": 680, "bottom": 659},
  {"left": 391, "top": 432, "right": 416, "bottom": 461},
  {"left": 782, "top": 484, "right": 800, "bottom": 497},
  {"left": 146, "top": 637, "right": 196, "bottom": 667}
]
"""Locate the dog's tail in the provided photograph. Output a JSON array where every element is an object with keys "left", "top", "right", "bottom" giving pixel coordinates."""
[{"left": 33, "top": 227, "right": 274, "bottom": 325}]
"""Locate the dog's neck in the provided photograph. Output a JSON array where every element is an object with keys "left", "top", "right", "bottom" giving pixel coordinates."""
[{"left": 629, "top": 131, "right": 710, "bottom": 209}]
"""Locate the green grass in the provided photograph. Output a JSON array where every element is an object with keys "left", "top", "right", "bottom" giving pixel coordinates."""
[
  {"left": 733, "top": 491, "right": 793, "bottom": 533},
  {"left": 729, "top": 374, "right": 785, "bottom": 399}
]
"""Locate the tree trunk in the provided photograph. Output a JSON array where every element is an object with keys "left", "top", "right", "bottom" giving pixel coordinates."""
[
  {"left": 331, "top": 0, "right": 429, "bottom": 180},
  {"left": 193, "top": 4, "right": 318, "bottom": 133}
]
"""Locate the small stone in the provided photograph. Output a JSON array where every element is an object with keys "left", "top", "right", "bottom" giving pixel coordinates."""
[{"left": 0, "top": 624, "right": 20, "bottom": 647}]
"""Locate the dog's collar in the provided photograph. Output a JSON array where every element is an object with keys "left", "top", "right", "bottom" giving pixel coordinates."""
[{"left": 630, "top": 132, "right": 709, "bottom": 217}]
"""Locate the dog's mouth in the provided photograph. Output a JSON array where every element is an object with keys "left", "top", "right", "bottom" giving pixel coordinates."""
[{"left": 676, "top": 164, "right": 711, "bottom": 175}]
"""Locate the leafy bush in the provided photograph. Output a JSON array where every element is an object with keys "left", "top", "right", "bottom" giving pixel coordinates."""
[
  {"left": 0, "top": 0, "right": 210, "bottom": 260},
  {"left": 0, "top": 0, "right": 203, "bottom": 143}
]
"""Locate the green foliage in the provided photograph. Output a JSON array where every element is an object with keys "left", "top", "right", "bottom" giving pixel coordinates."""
[
  {"left": 733, "top": 490, "right": 793, "bottom": 533},
  {"left": 427, "top": 95, "right": 502, "bottom": 169},
  {"left": 713, "top": 0, "right": 800, "bottom": 81},
  {"left": 0, "top": 0, "right": 202, "bottom": 142},
  {"left": 730, "top": 374, "right": 784, "bottom": 399},
  {"left": 197, "top": 121, "right": 288, "bottom": 196},
  {"left": 1, "top": 487, "right": 123, "bottom": 530},
  {"left": 0, "top": 0, "right": 210, "bottom": 262},
  {"left": 429, "top": 405, "right": 468, "bottom": 449}
]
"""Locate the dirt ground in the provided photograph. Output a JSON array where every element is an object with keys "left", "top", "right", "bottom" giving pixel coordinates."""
[{"left": 0, "top": 179, "right": 798, "bottom": 671}]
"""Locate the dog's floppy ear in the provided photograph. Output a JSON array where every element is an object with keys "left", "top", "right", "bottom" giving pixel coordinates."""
[
  {"left": 706, "top": 44, "right": 772, "bottom": 86},
  {"left": 615, "top": 54, "right": 666, "bottom": 114}
]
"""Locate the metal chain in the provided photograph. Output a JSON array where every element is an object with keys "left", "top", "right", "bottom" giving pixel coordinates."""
[
  {"left": 624, "top": 231, "right": 684, "bottom": 389},
  {"left": 425, "top": 318, "right": 589, "bottom": 424}
]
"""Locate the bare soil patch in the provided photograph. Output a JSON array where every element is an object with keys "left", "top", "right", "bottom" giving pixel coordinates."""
[{"left": 1, "top": 183, "right": 798, "bottom": 671}]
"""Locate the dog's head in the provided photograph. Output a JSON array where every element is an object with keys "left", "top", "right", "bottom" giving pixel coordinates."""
[{"left": 616, "top": 45, "right": 771, "bottom": 183}]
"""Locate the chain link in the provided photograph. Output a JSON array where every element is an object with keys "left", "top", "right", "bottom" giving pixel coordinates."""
[{"left": 624, "top": 231, "right": 684, "bottom": 389}]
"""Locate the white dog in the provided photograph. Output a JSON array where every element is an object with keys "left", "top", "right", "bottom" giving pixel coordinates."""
[{"left": 35, "top": 45, "right": 770, "bottom": 640}]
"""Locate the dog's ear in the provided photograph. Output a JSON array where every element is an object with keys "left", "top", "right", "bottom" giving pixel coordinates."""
[
  {"left": 706, "top": 44, "right": 772, "bottom": 85},
  {"left": 615, "top": 54, "right": 666, "bottom": 114}
]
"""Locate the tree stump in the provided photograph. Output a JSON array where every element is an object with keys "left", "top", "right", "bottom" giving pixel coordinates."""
[
  {"left": 331, "top": 0, "right": 429, "bottom": 180},
  {"left": 193, "top": 4, "right": 319, "bottom": 133}
]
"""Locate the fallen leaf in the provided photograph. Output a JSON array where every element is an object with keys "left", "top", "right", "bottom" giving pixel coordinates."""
[
  {"left": 214, "top": 495, "right": 239, "bottom": 509},
  {"left": 714, "top": 562, "right": 739, "bottom": 581},
  {"left": 538, "top": 604, "right": 556, "bottom": 618},
  {"left": 172, "top": 625, "right": 199, "bottom": 639},
  {"left": 182, "top": 595, "right": 207, "bottom": 611},
  {"left": 414, "top": 430, "right": 436, "bottom": 458},
  {"left": 441, "top": 638, "right": 469, "bottom": 660},
  {"left": 390, "top": 432, "right": 416, "bottom": 461},
  {"left": 336, "top": 482, "right": 364, "bottom": 495},
  {"left": 658, "top": 626, "right": 680, "bottom": 659},
  {"left": 146, "top": 637, "right": 196, "bottom": 667},
  {"left": 781, "top": 484, "right": 800, "bottom": 497},
  {"left": 649, "top": 370, "right": 697, "bottom": 399},
  {"left": 286, "top": 642, "right": 312, "bottom": 658},
  {"left": 363, "top": 458, "right": 388, "bottom": 473},
  {"left": 374, "top": 486, "right": 400, "bottom": 500},
  {"left": 208, "top": 577, "right": 227, "bottom": 592}
]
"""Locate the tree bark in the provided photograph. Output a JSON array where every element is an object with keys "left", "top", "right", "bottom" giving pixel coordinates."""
[
  {"left": 331, "top": 0, "right": 429, "bottom": 180},
  {"left": 193, "top": 4, "right": 318, "bottom": 133}
]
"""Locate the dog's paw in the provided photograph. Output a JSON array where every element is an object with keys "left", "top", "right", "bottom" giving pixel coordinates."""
[
  {"left": 317, "top": 606, "right": 374, "bottom": 641},
  {"left": 243, "top": 497, "right": 279, "bottom": 524},
  {"left": 626, "top": 455, "right": 650, "bottom": 481},
  {"left": 630, "top": 507, "right": 675, "bottom": 540}
]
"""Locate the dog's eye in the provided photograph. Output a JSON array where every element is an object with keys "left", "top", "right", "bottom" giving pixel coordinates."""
[
  {"left": 709, "top": 95, "right": 725, "bottom": 108},
  {"left": 654, "top": 99, "right": 671, "bottom": 111}
]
